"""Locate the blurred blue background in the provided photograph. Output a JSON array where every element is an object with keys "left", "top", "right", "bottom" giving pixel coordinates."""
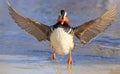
[
  {"left": 0, "top": 0, "right": 120, "bottom": 64},
  {"left": 0, "top": 0, "right": 120, "bottom": 74}
]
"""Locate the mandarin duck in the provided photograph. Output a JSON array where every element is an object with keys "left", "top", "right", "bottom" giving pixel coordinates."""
[{"left": 7, "top": 0, "right": 117, "bottom": 64}]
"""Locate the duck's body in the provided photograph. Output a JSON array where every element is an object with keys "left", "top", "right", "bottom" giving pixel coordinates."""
[
  {"left": 7, "top": 0, "right": 117, "bottom": 64},
  {"left": 50, "top": 27, "right": 74, "bottom": 55},
  {"left": 50, "top": 23, "right": 74, "bottom": 55}
]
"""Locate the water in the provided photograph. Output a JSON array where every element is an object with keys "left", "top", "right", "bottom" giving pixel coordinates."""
[{"left": 0, "top": 0, "right": 120, "bottom": 74}]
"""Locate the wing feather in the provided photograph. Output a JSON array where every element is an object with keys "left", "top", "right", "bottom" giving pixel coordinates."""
[
  {"left": 7, "top": 0, "right": 50, "bottom": 41},
  {"left": 74, "top": 4, "right": 117, "bottom": 45}
]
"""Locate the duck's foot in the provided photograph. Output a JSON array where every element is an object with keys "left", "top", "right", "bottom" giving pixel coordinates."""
[
  {"left": 52, "top": 51, "right": 57, "bottom": 60},
  {"left": 67, "top": 56, "right": 72, "bottom": 64},
  {"left": 67, "top": 51, "right": 72, "bottom": 64}
]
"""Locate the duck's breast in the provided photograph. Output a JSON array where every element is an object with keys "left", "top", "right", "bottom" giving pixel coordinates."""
[{"left": 50, "top": 28, "right": 74, "bottom": 55}]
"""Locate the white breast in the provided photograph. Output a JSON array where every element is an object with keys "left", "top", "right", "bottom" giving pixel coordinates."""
[{"left": 50, "top": 28, "right": 74, "bottom": 55}]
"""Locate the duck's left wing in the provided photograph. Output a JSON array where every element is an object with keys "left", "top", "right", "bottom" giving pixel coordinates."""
[
  {"left": 74, "top": 4, "right": 117, "bottom": 45},
  {"left": 7, "top": 0, "right": 51, "bottom": 41}
]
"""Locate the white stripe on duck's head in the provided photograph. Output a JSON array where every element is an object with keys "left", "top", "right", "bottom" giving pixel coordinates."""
[
  {"left": 60, "top": 10, "right": 68, "bottom": 25},
  {"left": 60, "top": 10, "right": 67, "bottom": 19}
]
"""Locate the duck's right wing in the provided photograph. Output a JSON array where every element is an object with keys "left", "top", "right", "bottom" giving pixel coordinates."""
[
  {"left": 74, "top": 4, "right": 117, "bottom": 45},
  {"left": 7, "top": 0, "right": 51, "bottom": 41}
]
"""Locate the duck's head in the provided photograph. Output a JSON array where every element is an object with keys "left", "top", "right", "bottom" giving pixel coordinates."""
[{"left": 60, "top": 10, "right": 67, "bottom": 24}]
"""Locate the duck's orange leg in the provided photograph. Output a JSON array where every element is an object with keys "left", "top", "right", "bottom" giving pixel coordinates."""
[
  {"left": 67, "top": 51, "right": 72, "bottom": 64},
  {"left": 52, "top": 50, "right": 57, "bottom": 60}
]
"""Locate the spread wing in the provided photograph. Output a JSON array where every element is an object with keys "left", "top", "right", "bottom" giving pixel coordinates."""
[
  {"left": 74, "top": 4, "right": 117, "bottom": 45},
  {"left": 7, "top": 0, "right": 51, "bottom": 41}
]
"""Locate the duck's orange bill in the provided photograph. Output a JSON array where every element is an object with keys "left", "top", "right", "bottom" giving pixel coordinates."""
[{"left": 61, "top": 19, "right": 64, "bottom": 25}]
